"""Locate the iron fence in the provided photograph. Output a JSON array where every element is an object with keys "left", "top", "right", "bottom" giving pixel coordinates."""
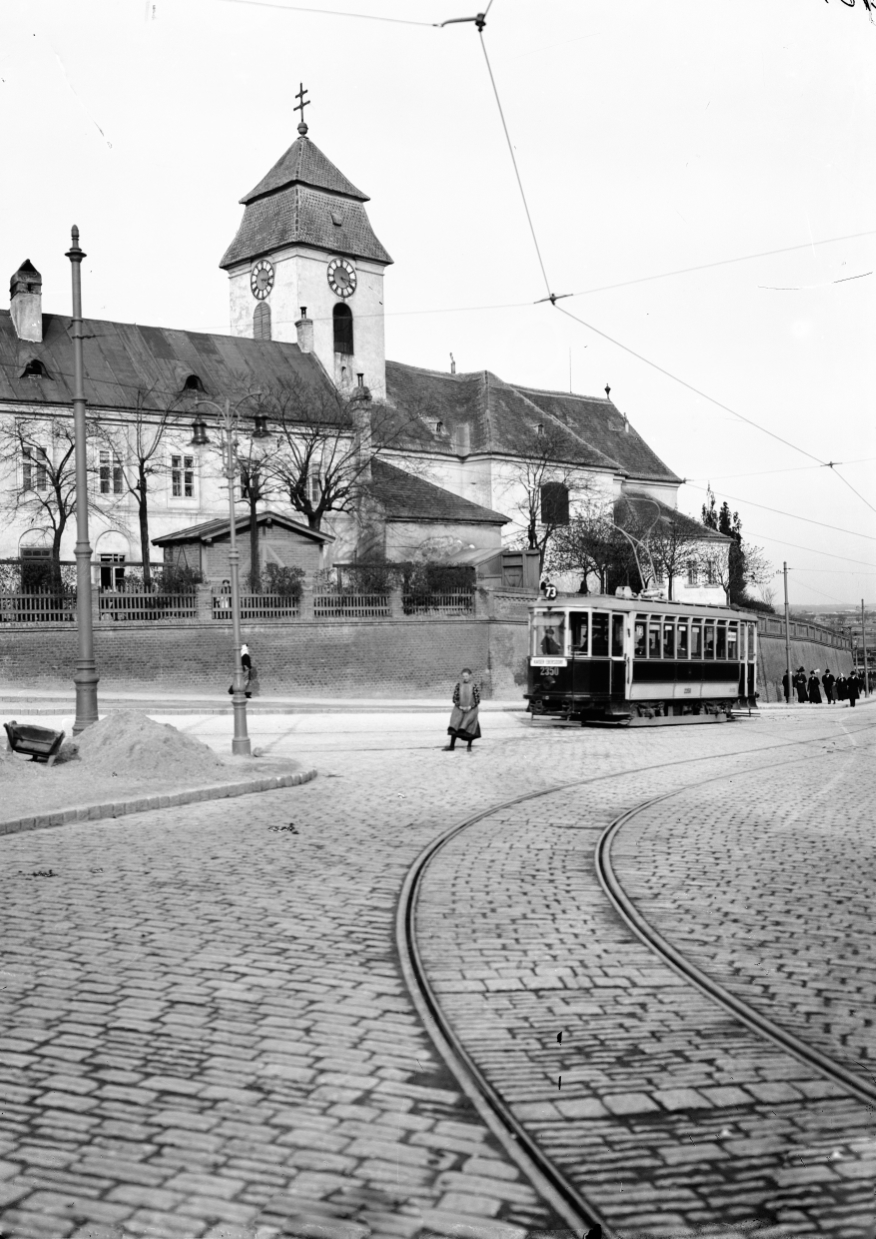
[
  {"left": 313, "top": 593, "right": 392, "bottom": 619},
  {"left": 0, "top": 593, "right": 76, "bottom": 623},
  {"left": 213, "top": 594, "right": 300, "bottom": 621},
  {"left": 402, "top": 592, "right": 475, "bottom": 616},
  {"left": 98, "top": 591, "right": 198, "bottom": 621}
]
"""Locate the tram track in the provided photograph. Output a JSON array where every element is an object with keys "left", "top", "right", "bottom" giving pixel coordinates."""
[{"left": 395, "top": 715, "right": 876, "bottom": 1239}]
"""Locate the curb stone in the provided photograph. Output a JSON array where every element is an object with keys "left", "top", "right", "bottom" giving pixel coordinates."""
[{"left": 0, "top": 767, "right": 318, "bottom": 838}]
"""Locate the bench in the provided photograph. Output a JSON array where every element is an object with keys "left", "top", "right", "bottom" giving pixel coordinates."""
[{"left": 4, "top": 720, "right": 66, "bottom": 766}]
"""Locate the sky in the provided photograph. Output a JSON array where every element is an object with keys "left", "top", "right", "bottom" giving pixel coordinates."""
[{"left": 3, "top": 0, "right": 875, "bottom": 607}]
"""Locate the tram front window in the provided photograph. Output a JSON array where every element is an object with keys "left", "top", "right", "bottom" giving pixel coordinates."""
[
  {"left": 634, "top": 616, "right": 647, "bottom": 657},
  {"left": 533, "top": 615, "right": 565, "bottom": 657},
  {"left": 704, "top": 620, "right": 716, "bottom": 659},
  {"left": 663, "top": 621, "right": 675, "bottom": 659},
  {"left": 612, "top": 614, "right": 624, "bottom": 656},
  {"left": 592, "top": 612, "right": 610, "bottom": 656},
  {"left": 571, "top": 612, "right": 589, "bottom": 654},
  {"left": 648, "top": 619, "right": 661, "bottom": 658},
  {"left": 691, "top": 622, "right": 703, "bottom": 658},
  {"left": 677, "top": 621, "right": 689, "bottom": 658}
]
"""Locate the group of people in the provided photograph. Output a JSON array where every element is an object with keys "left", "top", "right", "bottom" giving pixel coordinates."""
[{"left": 782, "top": 666, "right": 865, "bottom": 706}]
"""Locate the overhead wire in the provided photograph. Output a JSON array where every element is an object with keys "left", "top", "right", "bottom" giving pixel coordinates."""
[
  {"left": 683, "top": 481, "right": 876, "bottom": 544},
  {"left": 215, "top": 0, "right": 439, "bottom": 26},
  {"left": 685, "top": 456, "right": 876, "bottom": 483}
]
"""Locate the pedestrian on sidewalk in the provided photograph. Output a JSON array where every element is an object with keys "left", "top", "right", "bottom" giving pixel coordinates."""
[
  {"left": 837, "top": 674, "right": 847, "bottom": 703},
  {"left": 821, "top": 668, "right": 835, "bottom": 704},
  {"left": 847, "top": 673, "right": 859, "bottom": 708},
  {"left": 794, "top": 667, "right": 808, "bottom": 704},
  {"left": 443, "top": 668, "right": 481, "bottom": 753},
  {"left": 782, "top": 669, "right": 792, "bottom": 703},
  {"left": 807, "top": 671, "right": 822, "bottom": 704}
]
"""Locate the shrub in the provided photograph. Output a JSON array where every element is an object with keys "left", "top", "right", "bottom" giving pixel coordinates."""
[
  {"left": 264, "top": 563, "right": 305, "bottom": 599},
  {"left": 156, "top": 564, "right": 203, "bottom": 594}
]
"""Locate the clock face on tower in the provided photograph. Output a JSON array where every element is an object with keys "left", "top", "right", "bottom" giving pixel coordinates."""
[
  {"left": 327, "top": 257, "right": 357, "bottom": 298},
  {"left": 250, "top": 260, "right": 274, "bottom": 300}
]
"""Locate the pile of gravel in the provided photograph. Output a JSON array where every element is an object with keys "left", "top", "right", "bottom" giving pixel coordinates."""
[{"left": 70, "top": 710, "right": 229, "bottom": 780}]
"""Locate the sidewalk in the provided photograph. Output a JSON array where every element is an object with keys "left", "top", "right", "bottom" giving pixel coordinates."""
[{"left": 0, "top": 688, "right": 528, "bottom": 715}]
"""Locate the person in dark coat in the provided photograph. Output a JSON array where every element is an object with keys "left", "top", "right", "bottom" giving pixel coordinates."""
[
  {"left": 782, "top": 670, "right": 792, "bottom": 703},
  {"left": 847, "top": 672, "right": 859, "bottom": 708},
  {"left": 836, "top": 675, "right": 847, "bottom": 701},
  {"left": 822, "top": 669, "right": 835, "bottom": 704},
  {"left": 443, "top": 669, "right": 481, "bottom": 752},
  {"left": 794, "top": 668, "right": 808, "bottom": 704},
  {"left": 807, "top": 671, "right": 822, "bottom": 704}
]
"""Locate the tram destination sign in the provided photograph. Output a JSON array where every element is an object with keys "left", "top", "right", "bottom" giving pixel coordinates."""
[{"left": 531, "top": 657, "right": 568, "bottom": 668}]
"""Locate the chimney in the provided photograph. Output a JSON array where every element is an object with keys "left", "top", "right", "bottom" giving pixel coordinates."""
[
  {"left": 450, "top": 352, "right": 456, "bottom": 375},
  {"left": 10, "top": 259, "right": 42, "bottom": 343},
  {"left": 295, "top": 306, "right": 313, "bottom": 353}
]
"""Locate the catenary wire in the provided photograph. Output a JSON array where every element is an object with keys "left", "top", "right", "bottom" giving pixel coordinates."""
[
  {"left": 685, "top": 457, "right": 876, "bottom": 483},
  {"left": 215, "top": 0, "right": 439, "bottom": 26},
  {"left": 727, "top": 528, "right": 876, "bottom": 572},
  {"left": 683, "top": 481, "right": 876, "bottom": 544},
  {"left": 477, "top": 27, "right": 553, "bottom": 299}
]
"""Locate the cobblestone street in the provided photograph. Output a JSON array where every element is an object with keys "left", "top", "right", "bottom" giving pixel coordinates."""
[{"left": 0, "top": 704, "right": 874, "bottom": 1239}]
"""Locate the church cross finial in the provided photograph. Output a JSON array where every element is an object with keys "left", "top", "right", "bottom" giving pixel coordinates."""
[{"left": 295, "top": 83, "right": 310, "bottom": 135}]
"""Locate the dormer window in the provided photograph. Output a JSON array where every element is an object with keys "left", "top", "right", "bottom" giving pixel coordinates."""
[
  {"left": 182, "top": 374, "right": 205, "bottom": 394},
  {"left": 536, "top": 423, "right": 544, "bottom": 436},
  {"left": 21, "top": 359, "right": 48, "bottom": 379},
  {"left": 435, "top": 420, "right": 445, "bottom": 436}
]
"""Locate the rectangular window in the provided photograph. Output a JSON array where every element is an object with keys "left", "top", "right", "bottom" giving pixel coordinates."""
[
  {"left": 571, "top": 612, "right": 589, "bottom": 654},
  {"left": 99, "top": 450, "right": 123, "bottom": 495},
  {"left": 663, "top": 620, "right": 675, "bottom": 659},
  {"left": 648, "top": 618, "right": 661, "bottom": 658},
  {"left": 540, "top": 482, "right": 570, "bottom": 527},
  {"left": 171, "top": 454, "right": 195, "bottom": 499},
  {"left": 716, "top": 622, "right": 727, "bottom": 659},
  {"left": 690, "top": 621, "right": 703, "bottom": 658},
  {"left": 687, "top": 560, "right": 698, "bottom": 586},
  {"left": 706, "top": 559, "right": 718, "bottom": 586},
  {"left": 23, "top": 447, "right": 48, "bottom": 492},
  {"left": 748, "top": 623, "right": 757, "bottom": 662},
  {"left": 634, "top": 616, "right": 647, "bottom": 658},
  {"left": 704, "top": 620, "right": 716, "bottom": 659},
  {"left": 677, "top": 621, "right": 689, "bottom": 658},
  {"left": 727, "top": 623, "right": 738, "bottom": 661},
  {"left": 533, "top": 614, "right": 565, "bottom": 657},
  {"left": 611, "top": 614, "right": 624, "bottom": 657},
  {"left": 592, "top": 612, "right": 610, "bottom": 656}
]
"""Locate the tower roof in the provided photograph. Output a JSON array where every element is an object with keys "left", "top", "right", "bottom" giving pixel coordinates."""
[
  {"left": 240, "top": 134, "right": 369, "bottom": 204},
  {"left": 220, "top": 132, "right": 392, "bottom": 270}
]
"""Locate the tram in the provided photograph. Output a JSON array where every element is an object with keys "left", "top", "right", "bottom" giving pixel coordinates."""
[{"left": 525, "top": 593, "right": 758, "bottom": 724}]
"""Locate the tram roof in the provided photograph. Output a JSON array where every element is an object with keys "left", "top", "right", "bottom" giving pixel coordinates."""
[{"left": 529, "top": 594, "right": 760, "bottom": 619}]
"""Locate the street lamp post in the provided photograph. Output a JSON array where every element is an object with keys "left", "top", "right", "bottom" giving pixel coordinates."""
[
  {"left": 190, "top": 396, "right": 268, "bottom": 757},
  {"left": 66, "top": 226, "right": 100, "bottom": 733}
]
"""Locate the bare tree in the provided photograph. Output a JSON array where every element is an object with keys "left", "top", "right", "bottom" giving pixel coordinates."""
[
  {"left": 0, "top": 413, "right": 117, "bottom": 588},
  {"left": 237, "top": 438, "right": 276, "bottom": 593},
  {"left": 547, "top": 500, "right": 640, "bottom": 593},
  {"left": 96, "top": 389, "right": 183, "bottom": 589},
  {"left": 500, "top": 422, "right": 587, "bottom": 570}
]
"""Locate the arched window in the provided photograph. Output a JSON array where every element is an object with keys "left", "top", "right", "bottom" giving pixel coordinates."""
[
  {"left": 21, "top": 359, "right": 48, "bottom": 379},
  {"left": 540, "top": 482, "right": 569, "bottom": 527},
  {"left": 253, "top": 303, "right": 272, "bottom": 341},
  {"left": 333, "top": 304, "right": 354, "bottom": 355}
]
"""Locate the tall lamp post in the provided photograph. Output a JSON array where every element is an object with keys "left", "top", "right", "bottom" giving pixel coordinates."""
[
  {"left": 190, "top": 396, "right": 268, "bottom": 757},
  {"left": 66, "top": 226, "right": 99, "bottom": 733}
]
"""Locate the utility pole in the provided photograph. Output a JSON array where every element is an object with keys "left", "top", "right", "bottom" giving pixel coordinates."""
[
  {"left": 862, "top": 599, "right": 870, "bottom": 696},
  {"left": 783, "top": 562, "right": 792, "bottom": 704},
  {"left": 66, "top": 226, "right": 99, "bottom": 732}
]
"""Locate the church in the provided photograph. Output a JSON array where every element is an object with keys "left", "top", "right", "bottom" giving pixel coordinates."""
[{"left": 0, "top": 106, "right": 729, "bottom": 602}]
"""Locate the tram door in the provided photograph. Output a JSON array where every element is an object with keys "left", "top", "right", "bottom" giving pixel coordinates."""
[{"left": 590, "top": 611, "right": 626, "bottom": 697}]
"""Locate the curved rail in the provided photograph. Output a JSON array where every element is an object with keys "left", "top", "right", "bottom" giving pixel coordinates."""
[
  {"left": 595, "top": 793, "right": 876, "bottom": 1110},
  {"left": 396, "top": 716, "right": 876, "bottom": 1239}
]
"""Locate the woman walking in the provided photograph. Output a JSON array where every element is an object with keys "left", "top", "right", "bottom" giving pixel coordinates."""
[
  {"left": 443, "top": 668, "right": 481, "bottom": 753},
  {"left": 794, "top": 667, "right": 808, "bottom": 704}
]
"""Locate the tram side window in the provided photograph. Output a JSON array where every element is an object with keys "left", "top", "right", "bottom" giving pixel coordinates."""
[
  {"left": 727, "top": 623, "right": 738, "bottom": 660},
  {"left": 648, "top": 619, "right": 661, "bottom": 658},
  {"left": 592, "top": 612, "right": 610, "bottom": 656},
  {"left": 690, "top": 622, "right": 703, "bottom": 658},
  {"left": 533, "top": 615, "right": 565, "bottom": 657},
  {"left": 716, "top": 622, "right": 727, "bottom": 659},
  {"left": 748, "top": 622, "right": 757, "bottom": 661},
  {"left": 634, "top": 616, "right": 647, "bottom": 657},
  {"left": 677, "top": 621, "right": 689, "bottom": 658},
  {"left": 571, "top": 613, "right": 589, "bottom": 654},
  {"left": 663, "top": 620, "right": 675, "bottom": 659},
  {"left": 704, "top": 620, "right": 716, "bottom": 659},
  {"left": 612, "top": 614, "right": 624, "bottom": 657}
]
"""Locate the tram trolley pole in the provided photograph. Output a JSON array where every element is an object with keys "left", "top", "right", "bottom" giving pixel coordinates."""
[{"left": 783, "top": 562, "right": 793, "bottom": 705}]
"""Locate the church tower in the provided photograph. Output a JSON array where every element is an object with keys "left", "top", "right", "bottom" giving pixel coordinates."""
[{"left": 220, "top": 94, "right": 392, "bottom": 400}]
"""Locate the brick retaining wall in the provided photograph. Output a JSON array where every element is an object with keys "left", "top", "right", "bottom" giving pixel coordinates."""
[
  {"left": 1, "top": 618, "right": 530, "bottom": 700},
  {"left": 757, "top": 633, "right": 857, "bottom": 703}
]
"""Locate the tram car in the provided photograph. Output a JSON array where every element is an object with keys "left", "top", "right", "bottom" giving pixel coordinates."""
[{"left": 525, "top": 593, "right": 758, "bottom": 724}]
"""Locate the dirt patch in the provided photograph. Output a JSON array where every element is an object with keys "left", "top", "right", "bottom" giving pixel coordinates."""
[{"left": 1, "top": 711, "right": 303, "bottom": 826}]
